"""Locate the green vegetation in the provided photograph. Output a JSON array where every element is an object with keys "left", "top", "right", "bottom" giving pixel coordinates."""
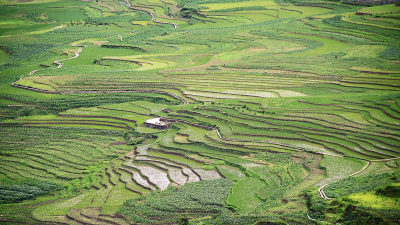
[
  {"left": 376, "top": 183, "right": 400, "bottom": 198},
  {"left": 325, "top": 171, "right": 400, "bottom": 198},
  {"left": 0, "top": 0, "right": 400, "bottom": 224},
  {"left": 119, "top": 179, "right": 234, "bottom": 224},
  {"left": 0, "top": 179, "right": 60, "bottom": 203}
]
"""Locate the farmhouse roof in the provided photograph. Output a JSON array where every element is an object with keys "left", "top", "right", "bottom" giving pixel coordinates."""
[{"left": 145, "top": 117, "right": 166, "bottom": 125}]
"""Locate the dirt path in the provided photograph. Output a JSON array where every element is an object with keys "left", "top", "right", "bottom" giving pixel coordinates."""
[
  {"left": 319, "top": 160, "right": 370, "bottom": 200},
  {"left": 14, "top": 44, "right": 85, "bottom": 81},
  {"left": 27, "top": 44, "right": 86, "bottom": 76},
  {"left": 53, "top": 46, "right": 83, "bottom": 69},
  {"left": 318, "top": 184, "right": 332, "bottom": 200},
  {"left": 124, "top": 0, "right": 178, "bottom": 28},
  {"left": 349, "top": 160, "right": 370, "bottom": 176},
  {"left": 371, "top": 156, "right": 400, "bottom": 162},
  {"left": 319, "top": 157, "right": 400, "bottom": 200},
  {"left": 214, "top": 128, "right": 376, "bottom": 201},
  {"left": 306, "top": 212, "right": 331, "bottom": 224},
  {"left": 11, "top": 44, "right": 86, "bottom": 93}
]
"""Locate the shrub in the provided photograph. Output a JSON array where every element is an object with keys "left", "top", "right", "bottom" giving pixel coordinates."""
[
  {"left": 376, "top": 184, "right": 400, "bottom": 198},
  {"left": 341, "top": 205, "right": 389, "bottom": 225}
]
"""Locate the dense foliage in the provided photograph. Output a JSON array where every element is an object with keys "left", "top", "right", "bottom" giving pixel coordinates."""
[
  {"left": 325, "top": 171, "right": 400, "bottom": 198},
  {"left": 0, "top": 179, "right": 60, "bottom": 203},
  {"left": 119, "top": 179, "right": 234, "bottom": 224}
]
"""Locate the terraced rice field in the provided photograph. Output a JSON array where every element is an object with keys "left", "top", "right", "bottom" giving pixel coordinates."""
[{"left": 1, "top": 0, "right": 400, "bottom": 224}]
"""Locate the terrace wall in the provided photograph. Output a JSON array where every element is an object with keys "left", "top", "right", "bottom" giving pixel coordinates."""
[{"left": 341, "top": 0, "right": 400, "bottom": 5}]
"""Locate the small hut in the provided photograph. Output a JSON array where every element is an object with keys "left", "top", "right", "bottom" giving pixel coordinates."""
[{"left": 143, "top": 117, "right": 172, "bottom": 129}]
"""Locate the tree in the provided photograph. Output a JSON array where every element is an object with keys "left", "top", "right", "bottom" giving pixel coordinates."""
[{"left": 178, "top": 217, "right": 189, "bottom": 225}]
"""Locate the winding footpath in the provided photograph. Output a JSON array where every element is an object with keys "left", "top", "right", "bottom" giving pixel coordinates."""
[
  {"left": 54, "top": 44, "right": 84, "bottom": 69},
  {"left": 318, "top": 184, "right": 333, "bottom": 200},
  {"left": 319, "top": 160, "right": 370, "bottom": 200},
  {"left": 29, "top": 44, "right": 85, "bottom": 75},
  {"left": 10, "top": 43, "right": 188, "bottom": 104},
  {"left": 124, "top": 0, "right": 178, "bottom": 28},
  {"left": 12, "top": 44, "right": 86, "bottom": 93},
  {"left": 308, "top": 160, "right": 371, "bottom": 224},
  {"left": 215, "top": 128, "right": 397, "bottom": 201}
]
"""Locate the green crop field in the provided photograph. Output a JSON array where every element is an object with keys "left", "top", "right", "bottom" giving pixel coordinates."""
[{"left": 0, "top": 0, "right": 400, "bottom": 224}]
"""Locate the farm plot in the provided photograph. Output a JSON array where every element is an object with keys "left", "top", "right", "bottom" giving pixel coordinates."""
[{"left": 0, "top": 0, "right": 400, "bottom": 224}]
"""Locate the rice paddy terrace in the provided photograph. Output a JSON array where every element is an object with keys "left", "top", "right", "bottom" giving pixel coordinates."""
[{"left": 0, "top": 0, "right": 400, "bottom": 224}]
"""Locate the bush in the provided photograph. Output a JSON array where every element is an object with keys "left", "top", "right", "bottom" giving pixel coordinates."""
[
  {"left": 376, "top": 184, "right": 400, "bottom": 198},
  {"left": 305, "top": 190, "right": 327, "bottom": 219},
  {"left": 341, "top": 205, "right": 389, "bottom": 225}
]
